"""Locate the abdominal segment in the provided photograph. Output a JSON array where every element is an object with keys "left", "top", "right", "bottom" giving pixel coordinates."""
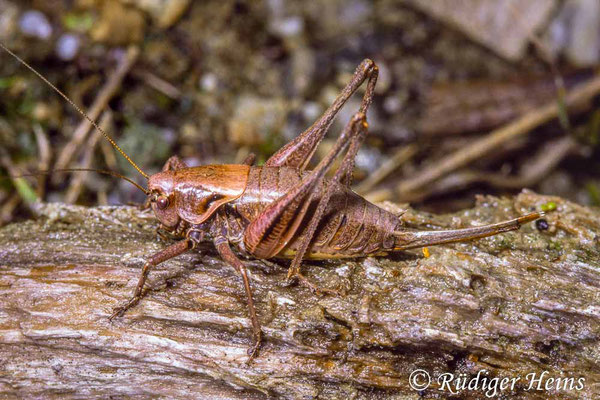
[{"left": 229, "top": 166, "right": 401, "bottom": 259}]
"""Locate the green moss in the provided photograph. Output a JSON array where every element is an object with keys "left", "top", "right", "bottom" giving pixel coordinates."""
[
  {"left": 118, "top": 118, "right": 171, "bottom": 175},
  {"left": 0, "top": 76, "right": 17, "bottom": 89},
  {"left": 256, "top": 131, "right": 284, "bottom": 164},
  {"left": 496, "top": 236, "right": 514, "bottom": 250},
  {"left": 548, "top": 241, "right": 562, "bottom": 251},
  {"left": 580, "top": 109, "right": 600, "bottom": 147},
  {"left": 585, "top": 182, "right": 600, "bottom": 207},
  {"left": 62, "top": 12, "right": 95, "bottom": 33},
  {"left": 541, "top": 201, "right": 557, "bottom": 212},
  {"left": 13, "top": 177, "right": 38, "bottom": 204}
]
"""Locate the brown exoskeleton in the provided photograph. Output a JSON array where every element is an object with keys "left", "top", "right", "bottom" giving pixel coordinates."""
[{"left": 2, "top": 44, "right": 544, "bottom": 359}]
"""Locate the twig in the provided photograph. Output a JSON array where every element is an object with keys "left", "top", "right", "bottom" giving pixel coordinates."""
[
  {"left": 0, "top": 148, "right": 38, "bottom": 205},
  {"left": 97, "top": 189, "right": 108, "bottom": 205},
  {"left": 32, "top": 124, "right": 51, "bottom": 200},
  {"left": 0, "top": 193, "right": 21, "bottom": 226},
  {"left": 354, "top": 144, "right": 417, "bottom": 195},
  {"left": 65, "top": 111, "right": 112, "bottom": 203},
  {"left": 54, "top": 46, "right": 140, "bottom": 173},
  {"left": 381, "top": 74, "right": 600, "bottom": 201},
  {"left": 100, "top": 139, "right": 119, "bottom": 172},
  {"left": 368, "top": 136, "right": 578, "bottom": 203},
  {"left": 508, "top": 2, "right": 571, "bottom": 132},
  {"left": 133, "top": 69, "right": 181, "bottom": 99},
  {"left": 475, "top": 136, "right": 578, "bottom": 189}
]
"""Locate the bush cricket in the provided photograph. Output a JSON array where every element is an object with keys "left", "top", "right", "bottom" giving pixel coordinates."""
[{"left": 1, "top": 44, "right": 544, "bottom": 360}]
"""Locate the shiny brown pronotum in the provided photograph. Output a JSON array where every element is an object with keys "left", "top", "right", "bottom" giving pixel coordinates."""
[{"left": 1, "top": 44, "right": 543, "bottom": 359}]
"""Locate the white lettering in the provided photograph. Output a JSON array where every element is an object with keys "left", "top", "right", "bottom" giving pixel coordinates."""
[
  {"left": 526, "top": 371, "right": 549, "bottom": 390},
  {"left": 438, "top": 373, "right": 458, "bottom": 394}
]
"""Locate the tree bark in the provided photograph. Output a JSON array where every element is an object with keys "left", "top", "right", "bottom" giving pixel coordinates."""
[{"left": 0, "top": 191, "right": 598, "bottom": 399}]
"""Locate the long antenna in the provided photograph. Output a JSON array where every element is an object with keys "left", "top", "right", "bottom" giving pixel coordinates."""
[
  {"left": 0, "top": 42, "right": 149, "bottom": 180},
  {"left": 8, "top": 168, "right": 149, "bottom": 194}
]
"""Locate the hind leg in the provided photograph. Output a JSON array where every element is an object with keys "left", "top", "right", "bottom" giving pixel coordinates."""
[{"left": 265, "top": 59, "right": 378, "bottom": 170}]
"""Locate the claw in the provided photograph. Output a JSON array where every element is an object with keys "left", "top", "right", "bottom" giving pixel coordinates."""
[
  {"left": 245, "top": 338, "right": 262, "bottom": 363},
  {"left": 244, "top": 329, "right": 263, "bottom": 365},
  {"left": 108, "top": 297, "right": 139, "bottom": 321},
  {"left": 109, "top": 310, "right": 120, "bottom": 321},
  {"left": 108, "top": 307, "right": 124, "bottom": 321},
  {"left": 108, "top": 304, "right": 130, "bottom": 321},
  {"left": 287, "top": 271, "right": 342, "bottom": 296}
]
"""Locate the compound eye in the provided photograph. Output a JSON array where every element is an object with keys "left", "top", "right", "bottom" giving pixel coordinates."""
[{"left": 156, "top": 196, "right": 169, "bottom": 210}]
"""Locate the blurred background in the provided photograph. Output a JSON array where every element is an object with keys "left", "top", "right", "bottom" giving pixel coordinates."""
[{"left": 1, "top": 0, "right": 599, "bottom": 225}]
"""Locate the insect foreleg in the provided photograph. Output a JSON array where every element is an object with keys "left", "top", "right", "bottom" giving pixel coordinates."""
[
  {"left": 109, "top": 238, "right": 192, "bottom": 320},
  {"left": 242, "top": 153, "right": 256, "bottom": 166},
  {"left": 162, "top": 155, "right": 188, "bottom": 171}
]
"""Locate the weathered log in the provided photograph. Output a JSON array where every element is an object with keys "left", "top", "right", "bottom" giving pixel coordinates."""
[{"left": 0, "top": 191, "right": 599, "bottom": 399}]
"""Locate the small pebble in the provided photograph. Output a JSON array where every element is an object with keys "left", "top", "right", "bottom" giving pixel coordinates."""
[
  {"left": 19, "top": 10, "right": 52, "bottom": 40},
  {"left": 374, "top": 61, "right": 392, "bottom": 94},
  {"left": 200, "top": 73, "right": 218, "bottom": 92},
  {"left": 340, "top": 0, "right": 372, "bottom": 26},
  {"left": 271, "top": 16, "right": 304, "bottom": 37},
  {"left": 302, "top": 102, "right": 322, "bottom": 121},
  {"left": 536, "top": 219, "right": 549, "bottom": 231},
  {"left": 55, "top": 33, "right": 80, "bottom": 61},
  {"left": 422, "top": 247, "right": 430, "bottom": 258},
  {"left": 383, "top": 94, "right": 406, "bottom": 114}
]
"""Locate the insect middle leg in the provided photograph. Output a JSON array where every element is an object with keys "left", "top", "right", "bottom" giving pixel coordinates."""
[{"left": 213, "top": 230, "right": 262, "bottom": 359}]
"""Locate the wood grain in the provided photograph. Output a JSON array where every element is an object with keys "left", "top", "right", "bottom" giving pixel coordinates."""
[{"left": 0, "top": 191, "right": 598, "bottom": 399}]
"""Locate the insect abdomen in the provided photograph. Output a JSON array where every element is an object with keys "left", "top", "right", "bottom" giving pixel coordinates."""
[
  {"left": 291, "top": 186, "right": 399, "bottom": 259},
  {"left": 232, "top": 166, "right": 401, "bottom": 259}
]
